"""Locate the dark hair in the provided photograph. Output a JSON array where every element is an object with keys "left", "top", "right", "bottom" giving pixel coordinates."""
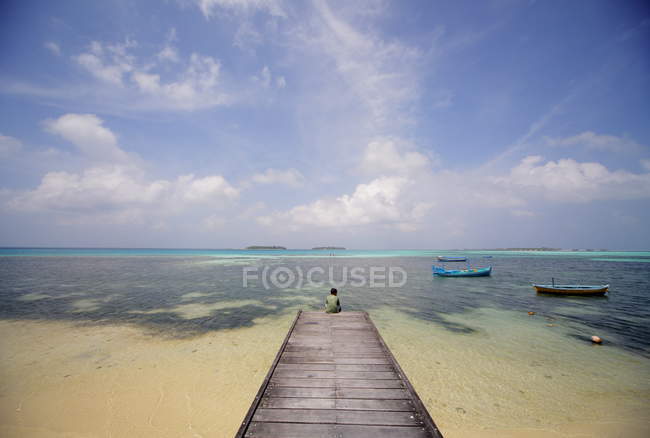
[{"left": 330, "top": 288, "right": 337, "bottom": 295}]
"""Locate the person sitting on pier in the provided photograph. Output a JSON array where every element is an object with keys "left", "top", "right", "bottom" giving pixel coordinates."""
[{"left": 325, "top": 288, "right": 341, "bottom": 313}]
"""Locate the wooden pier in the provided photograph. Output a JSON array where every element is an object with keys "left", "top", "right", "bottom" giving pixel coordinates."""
[{"left": 235, "top": 310, "right": 443, "bottom": 437}]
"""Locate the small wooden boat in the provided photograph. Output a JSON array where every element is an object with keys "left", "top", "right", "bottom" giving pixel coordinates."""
[
  {"left": 437, "top": 256, "right": 467, "bottom": 262},
  {"left": 433, "top": 266, "right": 492, "bottom": 277},
  {"left": 533, "top": 284, "right": 609, "bottom": 296}
]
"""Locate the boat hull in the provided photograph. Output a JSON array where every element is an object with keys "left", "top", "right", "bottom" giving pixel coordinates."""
[
  {"left": 533, "top": 284, "right": 609, "bottom": 296},
  {"left": 433, "top": 266, "right": 492, "bottom": 277},
  {"left": 437, "top": 256, "right": 467, "bottom": 262}
]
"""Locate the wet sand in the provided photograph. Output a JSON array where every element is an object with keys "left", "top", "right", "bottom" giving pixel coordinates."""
[{"left": 1, "top": 307, "right": 649, "bottom": 437}]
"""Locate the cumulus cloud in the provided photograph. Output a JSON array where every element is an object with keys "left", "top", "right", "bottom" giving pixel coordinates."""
[
  {"left": 43, "top": 113, "right": 129, "bottom": 163},
  {"left": 257, "top": 147, "right": 650, "bottom": 236},
  {"left": 0, "top": 134, "right": 22, "bottom": 158},
  {"left": 546, "top": 131, "right": 643, "bottom": 153},
  {"left": 176, "top": 174, "right": 239, "bottom": 202},
  {"left": 9, "top": 165, "right": 238, "bottom": 224},
  {"left": 10, "top": 166, "right": 167, "bottom": 213},
  {"left": 499, "top": 155, "right": 650, "bottom": 202},
  {"left": 258, "top": 176, "right": 430, "bottom": 229},
  {"left": 251, "top": 168, "right": 304, "bottom": 187},
  {"left": 360, "top": 138, "right": 433, "bottom": 175},
  {"left": 9, "top": 115, "right": 238, "bottom": 225}
]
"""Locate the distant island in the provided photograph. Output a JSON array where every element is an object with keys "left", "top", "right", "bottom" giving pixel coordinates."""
[
  {"left": 494, "top": 247, "right": 562, "bottom": 251},
  {"left": 245, "top": 245, "right": 287, "bottom": 250},
  {"left": 312, "top": 246, "right": 346, "bottom": 250},
  {"left": 471, "top": 247, "right": 608, "bottom": 252}
]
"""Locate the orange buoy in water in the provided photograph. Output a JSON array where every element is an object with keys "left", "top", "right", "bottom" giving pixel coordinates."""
[
  {"left": 528, "top": 311, "right": 536, "bottom": 316},
  {"left": 591, "top": 336, "right": 602, "bottom": 344}
]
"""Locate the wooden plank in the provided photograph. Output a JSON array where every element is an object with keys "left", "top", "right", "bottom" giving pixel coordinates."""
[
  {"left": 335, "top": 398, "right": 414, "bottom": 411},
  {"left": 245, "top": 422, "right": 432, "bottom": 438},
  {"left": 261, "top": 397, "right": 335, "bottom": 409},
  {"left": 262, "top": 398, "right": 413, "bottom": 411},
  {"left": 280, "top": 357, "right": 391, "bottom": 365},
  {"left": 282, "top": 352, "right": 386, "bottom": 358},
  {"left": 285, "top": 346, "right": 385, "bottom": 353},
  {"left": 270, "top": 378, "right": 404, "bottom": 389},
  {"left": 336, "top": 388, "right": 411, "bottom": 399},
  {"left": 275, "top": 363, "right": 394, "bottom": 372},
  {"left": 333, "top": 357, "right": 391, "bottom": 365},
  {"left": 252, "top": 408, "right": 422, "bottom": 426},
  {"left": 265, "top": 387, "right": 410, "bottom": 400},
  {"left": 265, "top": 387, "right": 336, "bottom": 398},
  {"left": 273, "top": 369, "right": 399, "bottom": 379}
]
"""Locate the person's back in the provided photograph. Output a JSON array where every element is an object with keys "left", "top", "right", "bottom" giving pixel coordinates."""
[{"left": 325, "top": 288, "right": 341, "bottom": 313}]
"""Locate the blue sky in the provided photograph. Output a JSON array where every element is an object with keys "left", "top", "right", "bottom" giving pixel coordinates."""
[{"left": 1, "top": 0, "right": 649, "bottom": 249}]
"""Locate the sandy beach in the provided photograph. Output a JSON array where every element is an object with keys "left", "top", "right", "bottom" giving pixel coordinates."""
[{"left": 1, "top": 306, "right": 648, "bottom": 438}]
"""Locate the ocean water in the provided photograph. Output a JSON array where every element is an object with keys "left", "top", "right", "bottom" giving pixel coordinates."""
[{"left": 0, "top": 249, "right": 649, "bottom": 437}]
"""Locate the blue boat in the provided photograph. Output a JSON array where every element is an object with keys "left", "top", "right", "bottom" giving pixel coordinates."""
[
  {"left": 433, "top": 266, "right": 492, "bottom": 277},
  {"left": 437, "top": 256, "right": 467, "bottom": 262}
]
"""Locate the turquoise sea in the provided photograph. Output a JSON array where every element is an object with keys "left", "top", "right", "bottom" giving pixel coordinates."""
[{"left": 1, "top": 248, "right": 649, "bottom": 356}]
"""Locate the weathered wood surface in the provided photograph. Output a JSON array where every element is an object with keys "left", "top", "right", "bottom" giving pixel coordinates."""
[{"left": 235, "top": 310, "right": 443, "bottom": 438}]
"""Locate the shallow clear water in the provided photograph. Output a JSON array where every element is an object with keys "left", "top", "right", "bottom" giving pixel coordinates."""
[
  {"left": 0, "top": 249, "right": 649, "bottom": 436},
  {"left": 1, "top": 249, "right": 649, "bottom": 357}
]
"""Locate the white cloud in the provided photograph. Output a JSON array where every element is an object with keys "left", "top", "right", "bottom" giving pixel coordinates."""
[
  {"left": 9, "top": 115, "right": 238, "bottom": 225},
  {"left": 301, "top": 0, "right": 422, "bottom": 127},
  {"left": 44, "top": 41, "right": 61, "bottom": 56},
  {"left": 252, "top": 65, "right": 285, "bottom": 89},
  {"left": 499, "top": 155, "right": 650, "bottom": 202},
  {"left": 259, "top": 176, "right": 428, "bottom": 229},
  {"left": 10, "top": 166, "right": 166, "bottom": 213},
  {"left": 74, "top": 40, "right": 228, "bottom": 111},
  {"left": 157, "top": 46, "right": 179, "bottom": 63},
  {"left": 254, "top": 66, "right": 272, "bottom": 88},
  {"left": 251, "top": 168, "right": 304, "bottom": 187},
  {"left": 641, "top": 159, "right": 650, "bottom": 171},
  {"left": 43, "top": 113, "right": 129, "bottom": 163},
  {"left": 360, "top": 138, "right": 433, "bottom": 175},
  {"left": 75, "top": 40, "right": 136, "bottom": 86},
  {"left": 233, "top": 21, "right": 263, "bottom": 52},
  {"left": 546, "top": 131, "right": 643, "bottom": 153},
  {"left": 131, "top": 54, "right": 226, "bottom": 110},
  {"left": 256, "top": 148, "right": 650, "bottom": 236},
  {"left": 176, "top": 174, "right": 239, "bottom": 202},
  {"left": 0, "top": 134, "right": 22, "bottom": 158},
  {"left": 201, "top": 214, "right": 227, "bottom": 231},
  {"left": 511, "top": 209, "right": 536, "bottom": 217},
  {"left": 197, "top": 0, "right": 286, "bottom": 18},
  {"left": 9, "top": 166, "right": 238, "bottom": 224}
]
